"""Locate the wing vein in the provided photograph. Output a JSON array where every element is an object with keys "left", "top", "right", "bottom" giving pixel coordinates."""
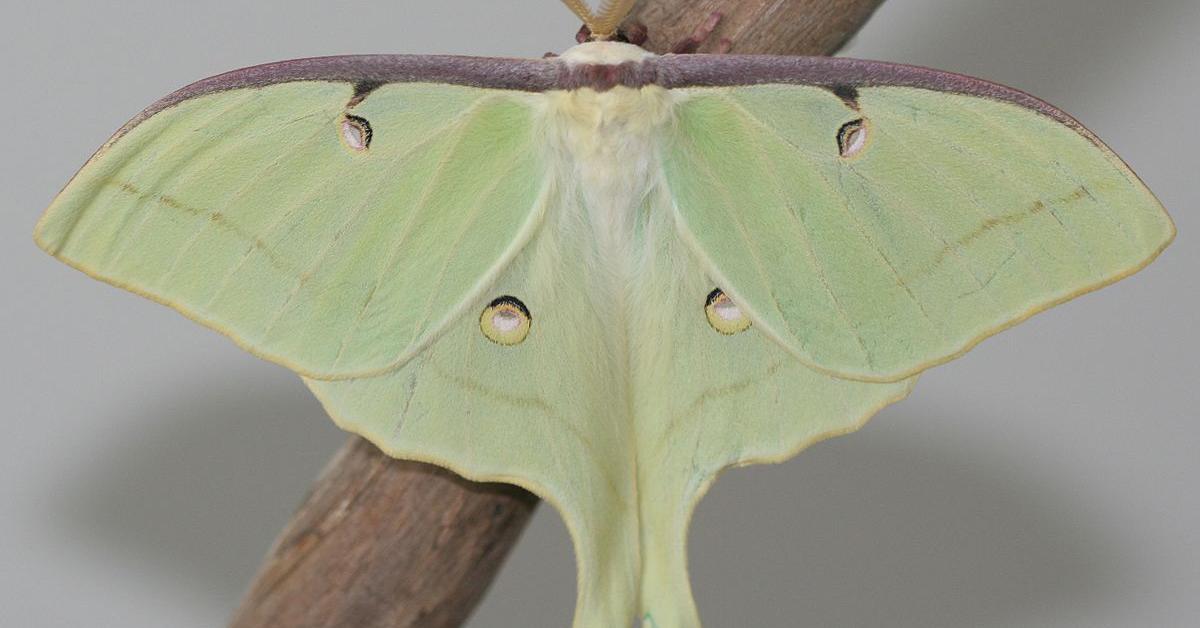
[
  {"left": 874, "top": 111, "right": 1047, "bottom": 292},
  {"left": 203, "top": 97, "right": 490, "bottom": 311},
  {"left": 717, "top": 94, "right": 947, "bottom": 343},
  {"left": 325, "top": 96, "right": 503, "bottom": 367},
  {"left": 960, "top": 99, "right": 1138, "bottom": 248},
  {"left": 155, "top": 113, "right": 341, "bottom": 286},
  {"left": 102, "top": 93, "right": 265, "bottom": 267},
  {"left": 724, "top": 101, "right": 873, "bottom": 363},
  {"left": 674, "top": 121, "right": 803, "bottom": 352},
  {"left": 409, "top": 139, "right": 534, "bottom": 339}
]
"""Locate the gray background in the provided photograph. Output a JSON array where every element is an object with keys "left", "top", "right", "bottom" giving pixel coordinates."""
[{"left": 1, "top": 1, "right": 1196, "bottom": 626}]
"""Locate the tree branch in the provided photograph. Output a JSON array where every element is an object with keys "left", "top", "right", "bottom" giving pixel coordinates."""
[
  {"left": 229, "top": 1, "right": 884, "bottom": 626},
  {"left": 229, "top": 438, "right": 537, "bottom": 628},
  {"left": 627, "top": 0, "right": 884, "bottom": 56}
]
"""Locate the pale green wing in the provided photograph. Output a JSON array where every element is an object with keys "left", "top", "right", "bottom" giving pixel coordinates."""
[
  {"left": 35, "top": 80, "right": 548, "bottom": 379},
  {"left": 36, "top": 50, "right": 1177, "bottom": 628},
  {"left": 307, "top": 196, "right": 642, "bottom": 627},
  {"left": 306, "top": 183, "right": 915, "bottom": 628},
  {"left": 663, "top": 84, "right": 1175, "bottom": 382},
  {"left": 621, "top": 188, "right": 915, "bottom": 627}
]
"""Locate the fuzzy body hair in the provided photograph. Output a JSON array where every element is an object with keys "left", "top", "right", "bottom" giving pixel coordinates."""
[{"left": 540, "top": 42, "right": 681, "bottom": 377}]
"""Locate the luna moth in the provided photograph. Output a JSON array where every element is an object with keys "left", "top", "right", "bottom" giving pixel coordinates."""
[{"left": 33, "top": 0, "right": 1175, "bottom": 625}]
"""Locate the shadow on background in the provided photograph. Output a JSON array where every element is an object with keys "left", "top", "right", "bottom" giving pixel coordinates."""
[
  {"left": 689, "top": 403, "right": 1125, "bottom": 628},
  {"left": 48, "top": 367, "right": 342, "bottom": 607}
]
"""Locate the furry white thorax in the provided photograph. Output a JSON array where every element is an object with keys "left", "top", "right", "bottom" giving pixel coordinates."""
[{"left": 543, "top": 42, "right": 673, "bottom": 284}]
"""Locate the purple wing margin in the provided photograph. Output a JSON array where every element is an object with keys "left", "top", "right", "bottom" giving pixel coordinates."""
[{"left": 114, "top": 52, "right": 1092, "bottom": 142}]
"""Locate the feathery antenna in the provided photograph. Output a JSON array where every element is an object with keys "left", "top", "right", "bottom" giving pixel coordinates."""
[{"left": 560, "top": 0, "right": 638, "bottom": 40}]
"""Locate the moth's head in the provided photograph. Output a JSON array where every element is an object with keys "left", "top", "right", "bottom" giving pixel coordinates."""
[{"left": 560, "top": 0, "right": 638, "bottom": 41}]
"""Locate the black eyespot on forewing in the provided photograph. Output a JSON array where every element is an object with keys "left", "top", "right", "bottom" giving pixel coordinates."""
[
  {"left": 837, "top": 118, "right": 868, "bottom": 157},
  {"left": 341, "top": 114, "right": 373, "bottom": 151}
]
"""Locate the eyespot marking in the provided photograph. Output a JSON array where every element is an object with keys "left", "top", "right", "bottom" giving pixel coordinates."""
[
  {"left": 837, "top": 118, "right": 868, "bottom": 158},
  {"left": 705, "top": 289, "right": 751, "bottom": 335},
  {"left": 480, "top": 296, "right": 531, "bottom": 345},
  {"left": 341, "top": 114, "right": 372, "bottom": 151}
]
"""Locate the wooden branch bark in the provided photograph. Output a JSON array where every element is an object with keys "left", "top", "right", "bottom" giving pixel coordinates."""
[
  {"left": 229, "top": 437, "right": 537, "bottom": 628},
  {"left": 626, "top": 0, "right": 885, "bottom": 56},
  {"left": 230, "top": 1, "right": 884, "bottom": 627}
]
